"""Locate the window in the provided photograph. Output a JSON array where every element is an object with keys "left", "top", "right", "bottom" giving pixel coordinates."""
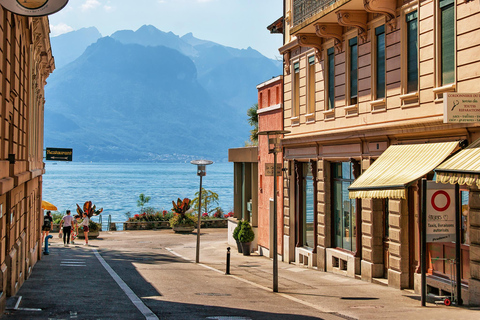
[
  {"left": 461, "top": 190, "right": 470, "bottom": 245},
  {"left": 406, "top": 11, "right": 418, "bottom": 93},
  {"left": 440, "top": 0, "right": 455, "bottom": 85},
  {"left": 375, "top": 25, "right": 386, "bottom": 99},
  {"left": 307, "top": 55, "right": 316, "bottom": 114},
  {"left": 349, "top": 37, "right": 358, "bottom": 105},
  {"left": 293, "top": 62, "right": 300, "bottom": 117},
  {"left": 332, "top": 162, "right": 356, "bottom": 251},
  {"left": 327, "top": 47, "right": 335, "bottom": 109},
  {"left": 303, "top": 163, "right": 315, "bottom": 248}
]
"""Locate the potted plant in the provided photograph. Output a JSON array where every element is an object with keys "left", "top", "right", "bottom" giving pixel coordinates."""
[
  {"left": 169, "top": 198, "right": 197, "bottom": 233},
  {"left": 232, "top": 220, "right": 245, "bottom": 253},
  {"left": 238, "top": 221, "right": 255, "bottom": 256}
]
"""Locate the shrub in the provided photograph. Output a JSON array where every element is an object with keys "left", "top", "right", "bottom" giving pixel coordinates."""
[
  {"left": 238, "top": 221, "right": 255, "bottom": 243},
  {"left": 88, "top": 220, "right": 101, "bottom": 232},
  {"left": 233, "top": 220, "right": 245, "bottom": 241},
  {"left": 169, "top": 213, "right": 197, "bottom": 227}
]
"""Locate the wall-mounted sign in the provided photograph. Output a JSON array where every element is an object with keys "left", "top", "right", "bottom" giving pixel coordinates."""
[
  {"left": 426, "top": 181, "right": 456, "bottom": 243},
  {"left": 265, "top": 163, "right": 282, "bottom": 176},
  {"left": 0, "top": 0, "right": 69, "bottom": 17},
  {"left": 444, "top": 92, "right": 480, "bottom": 123},
  {"left": 46, "top": 147, "right": 72, "bottom": 161}
]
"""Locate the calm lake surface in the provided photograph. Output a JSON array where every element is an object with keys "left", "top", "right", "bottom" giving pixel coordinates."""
[{"left": 43, "top": 162, "right": 234, "bottom": 223}]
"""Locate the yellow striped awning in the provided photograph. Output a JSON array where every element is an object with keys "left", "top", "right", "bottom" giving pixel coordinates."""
[
  {"left": 435, "top": 138, "right": 480, "bottom": 188},
  {"left": 349, "top": 141, "right": 459, "bottom": 199}
]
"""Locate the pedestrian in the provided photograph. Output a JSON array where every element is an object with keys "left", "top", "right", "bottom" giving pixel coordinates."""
[
  {"left": 59, "top": 210, "right": 74, "bottom": 247},
  {"left": 71, "top": 215, "right": 81, "bottom": 245},
  {"left": 79, "top": 213, "right": 90, "bottom": 246},
  {"left": 41, "top": 210, "right": 53, "bottom": 245}
]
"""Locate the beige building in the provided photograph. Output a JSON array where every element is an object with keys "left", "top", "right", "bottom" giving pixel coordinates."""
[
  {"left": 0, "top": 9, "right": 54, "bottom": 313},
  {"left": 279, "top": 0, "right": 480, "bottom": 305}
]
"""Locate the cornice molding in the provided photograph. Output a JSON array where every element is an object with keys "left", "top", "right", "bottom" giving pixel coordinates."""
[
  {"left": 315, "top": 23, "right": 343, "bottom": 53},
  {"left": 363, "top": 0, "right": 397, "bottom": 30},
  {"left": 297, "top": 33, "right": 323, "bottom": 60}
]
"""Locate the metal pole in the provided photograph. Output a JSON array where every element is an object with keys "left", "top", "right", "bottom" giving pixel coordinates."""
[
  {"left": 273, "top": 148, "right": 278, "bottom": 292},
  {"left": 421, "top": 179, "right": 427, "bottom": 307},
  {"left": 226, "top": 247, "right": 231, "bottom": 275},
  {"left": 195, "top": 174, "right": 203, "bottom": 263},
  {"left": 455, "top": 183, "right": 462, "bottom": 305}
]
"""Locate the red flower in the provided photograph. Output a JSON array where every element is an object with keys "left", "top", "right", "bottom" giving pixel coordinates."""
[
  {"left": 162, "top": 210, "right": 167, "bottom": 216},
  {"left": 202, "top": 212, "right": 208, "bottom": 217},
  {"left": 134, "top": 214, "right": 140, "bottom": 219},
  {"left": 224, "top": 212, "right": 234, "bottom": 218}
]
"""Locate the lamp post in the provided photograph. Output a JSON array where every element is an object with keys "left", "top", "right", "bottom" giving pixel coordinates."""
[
  {"left": 258, "top": 130, "right": 290, "bottom": 292},
  {"left": 191, "top": 159, "right": 213, "bottom": 263}
]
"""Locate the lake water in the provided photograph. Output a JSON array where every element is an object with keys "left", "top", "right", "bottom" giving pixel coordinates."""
[{"left": 42, "top": 162, "right": 234, "bottom": 224}]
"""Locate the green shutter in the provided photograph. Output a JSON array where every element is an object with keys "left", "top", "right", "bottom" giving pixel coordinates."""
[
  {"left": 294, "top": 62, "right": 300, "bottom": 73},
  {"left": 308, "top": 55, "right": 315, "bottom": 65},
  {"left": 376, "top": 26, "right": 385, "bottom": 99},
  {"left": 441, "top": 3, "right": 455, "bottom": 85},
  {"left": 328, "top": 48, "right": 335, "bottom": 109},
  {"left": 350, "top": 37, "right": 358, "bottom": 102},
  {"left": 407, "top": 11, "right": 418, "bottom": 93}
]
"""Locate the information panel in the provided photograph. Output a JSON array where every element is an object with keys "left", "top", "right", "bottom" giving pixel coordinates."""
[
  {"left": 443, "top": 92, "right": 480, "bottom": 123},
  {"left": 426, "top": 181, "right": 456, "bottom": 243}
]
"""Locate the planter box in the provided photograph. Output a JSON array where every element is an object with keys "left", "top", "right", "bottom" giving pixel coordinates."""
[
  {"left": 123, "top": 219, "right": 227, "bottom": 231},
  {"left": 76, "top": 229, "right": 99, "bottom": 239}
]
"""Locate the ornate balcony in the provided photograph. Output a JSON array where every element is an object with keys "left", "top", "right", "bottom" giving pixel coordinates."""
[{"left": 293, "top": 0, "right": 337, "bottom": 26}]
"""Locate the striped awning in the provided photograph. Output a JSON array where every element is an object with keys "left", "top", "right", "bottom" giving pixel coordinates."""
[
  {"left": 435, "top": 138, "right": 480, "bottom": 187},
  {"left": 349, "top": 141, "right": 459, "bottom": 199}
]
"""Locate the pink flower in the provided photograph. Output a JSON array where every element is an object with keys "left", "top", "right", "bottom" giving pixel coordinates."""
[{"left": 202, "top": 212, "right": 208, "bottom": 217}]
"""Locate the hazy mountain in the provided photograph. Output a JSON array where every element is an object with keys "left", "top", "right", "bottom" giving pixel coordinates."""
[
  {"left": 45, "top": 25, "right": 281, "bottom": 162},
  {"left": 50, "top": 27, "right": 102, "bottom": 69}
]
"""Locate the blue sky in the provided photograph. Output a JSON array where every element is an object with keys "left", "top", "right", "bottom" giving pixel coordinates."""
[{"left": 49, "top": 0, "right": 284, "bottom": 59}]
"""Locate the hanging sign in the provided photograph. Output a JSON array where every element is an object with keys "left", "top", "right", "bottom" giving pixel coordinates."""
[
  {"left": 0, "top": 0, "right": 69, "bottom": 17},
  {"left": 265, "top": 163, "right": 282, "bottom": 176},
  {"left": 444, "top": 92, "right": 480, "bottom": 123},
  {"left": 45, "top": 147, "right": 72, "bottom": 161},
  {"left": 426, "top": 181, "right": 456, "bottom": 243}
]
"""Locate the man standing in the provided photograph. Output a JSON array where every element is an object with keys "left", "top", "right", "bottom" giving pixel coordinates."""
[{"left": 59, "top": 210, "right": 74, "bottom": 247}]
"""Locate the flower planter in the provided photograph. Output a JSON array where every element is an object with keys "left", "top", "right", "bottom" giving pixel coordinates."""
[
  {"left": 236, "top": 239, "right": 243, "bottom": 253},
  {"left": 172, "top": 225, "right": 195, "bottom": 233},
  {"left": 76, "top": 229, "right": 99, "bottom": 239},
  {"left": 241, "top": 242, "right": 252, "bottom": 256}
]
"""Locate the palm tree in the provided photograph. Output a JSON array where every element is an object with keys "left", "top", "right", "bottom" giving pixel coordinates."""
[
  {"left": 137, "top": 193, "right": 151, "bottom": 212},
  {"left": 246, "top": 103, "right": 258, "bottom": 145}
]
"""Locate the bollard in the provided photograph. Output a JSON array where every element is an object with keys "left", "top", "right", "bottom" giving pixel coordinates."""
[
  {"left": 43, "top": 235, "right": 53, "bottom": 255},
  {"left": 226, "top": 247, "right": 231, "bottom": 275}
]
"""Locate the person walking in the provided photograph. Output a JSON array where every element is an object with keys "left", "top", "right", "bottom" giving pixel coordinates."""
[
  {"left": 71, "top": 215, "right": 80, "bottom": 245},
  {"left": 41, "top": 210, "right": 53, "bottom": 245},
  {"left": 59, "top": 210, "right": 74, "bottom": 247},
  {"left": 79, "top": 213, "right": 90, "bottom": 246}
]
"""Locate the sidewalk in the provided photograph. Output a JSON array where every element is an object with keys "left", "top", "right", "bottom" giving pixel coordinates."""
[{"left": 2, "top": 229, "right": 479, "bottom": 320}]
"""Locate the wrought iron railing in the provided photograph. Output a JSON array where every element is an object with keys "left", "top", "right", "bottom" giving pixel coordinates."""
[{"left": 293, "top": 0, "right": 339, "bottom": 27}]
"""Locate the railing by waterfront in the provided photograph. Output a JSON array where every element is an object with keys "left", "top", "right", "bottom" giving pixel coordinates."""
[{"left": 293, "top": 0, "right": 339, "bottom": 27}]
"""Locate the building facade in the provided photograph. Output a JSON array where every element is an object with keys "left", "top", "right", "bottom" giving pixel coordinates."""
[
  {"left": 0, "top": 9, "right": 54, "bottom": 312},
  {"left": 257, "top": 76, "right": 285, "bottom": 258},
  {"left": 279, "top": 0, "right": 480, "bottom": 305}
]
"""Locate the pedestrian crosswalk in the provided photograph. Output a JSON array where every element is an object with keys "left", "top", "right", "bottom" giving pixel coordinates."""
[{"left": 60, "top": 259, "right": 86, "bottom": 267}]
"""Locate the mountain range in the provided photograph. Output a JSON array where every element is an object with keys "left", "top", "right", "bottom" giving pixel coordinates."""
[{"left": 45, "top": 25, "right": 282, "bottom": 162}]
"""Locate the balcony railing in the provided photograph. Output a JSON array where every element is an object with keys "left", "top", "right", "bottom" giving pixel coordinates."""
[{"left": 293, "top": 0, "right": 339, "bottom": 27}]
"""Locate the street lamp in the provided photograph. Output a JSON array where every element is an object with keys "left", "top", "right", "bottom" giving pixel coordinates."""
[
  {"left": 258, "top": 130, "right": 290, "bottom": 292},
  {"left": 191, "top": 159, "right": 214, "bottom": 263}
]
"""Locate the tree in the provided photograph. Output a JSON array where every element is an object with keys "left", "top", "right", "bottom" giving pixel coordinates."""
[
  {"left": 191, "top": 188, "right": 220, "bottom": 214},
  {"left": 246, "top": 103, "right": 258, "bottom": 145},
  {"left": 137, "top": 193, "right": 151, "bottom": 212}
]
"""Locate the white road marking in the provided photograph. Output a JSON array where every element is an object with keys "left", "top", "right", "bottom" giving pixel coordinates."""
[{"left": 92, "top": 249, "right": 159, "bottom": 320}]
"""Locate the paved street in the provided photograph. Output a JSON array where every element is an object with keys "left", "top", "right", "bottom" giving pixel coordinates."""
[{"left": 2, "top": 229, "right": 479, "bottom": 319}]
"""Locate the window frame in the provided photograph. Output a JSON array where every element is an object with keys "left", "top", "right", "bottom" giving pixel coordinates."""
[
  {"left": 436, "top": 0, "right": 456, "bottom": 87},
  {"left": 405, "top": 9, "right": 419, "bottom": 94},
  {"left": 326, "top": 46, "right": 335, "bottom": 110},
  {"left": 292, "top": 60, "right": 300, "bottom": 118},
  {"left": 307, "top": 54, "right": 316, "bottom": 116},
  {"left": 374, "top": 24, "right": 386, "bottom": 100},
  {"left": 347, "top": 35, "right": 359, "bottom": 106}
]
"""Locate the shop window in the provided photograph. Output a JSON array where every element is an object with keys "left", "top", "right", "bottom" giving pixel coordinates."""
[
  {"left": 303, "top": 163, "right": 315, "bottom": 248},
  {"left": 332, "top": 162, "right": 356, "bottom": 251}
]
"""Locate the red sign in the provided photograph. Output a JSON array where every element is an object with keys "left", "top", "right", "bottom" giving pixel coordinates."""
[{"left": 426, "top": 181, "right": 456, "bottom": 243}]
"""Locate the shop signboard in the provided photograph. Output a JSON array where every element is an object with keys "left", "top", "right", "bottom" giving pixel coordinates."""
[
  {"left": 0, "top": 0, "right": 69, "bottom": 16},
  {"left": 426, "top": 181, "right": 456, "bottom": 243},
  {"left": 265, "top": 163, "right": 282, "bottom": 176},
  {"left": 443, "top": 92, "right": 480, "bottom": 123}
]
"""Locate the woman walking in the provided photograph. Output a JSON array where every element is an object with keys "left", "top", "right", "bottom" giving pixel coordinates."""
[
  {"left": 59, "top": 210, "right": 74, "bottom": 247},
  {"left": 79, "top": 213, "right": 90, "bottom": 246},
  {"left": 41, "top": 211, "right": 53, "bottom": 245}
]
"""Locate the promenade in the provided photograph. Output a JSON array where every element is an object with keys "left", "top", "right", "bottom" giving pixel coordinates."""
[{"left": 2, "top": 229, "right": 479, "bottom": 319}]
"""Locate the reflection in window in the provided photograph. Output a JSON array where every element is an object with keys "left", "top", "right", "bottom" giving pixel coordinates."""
[
  {"left": 461, "top": 190, "right": 470, "bottom": 245},
  {"left": 332, "top": 162, "right": 356, "bottom": 251}
]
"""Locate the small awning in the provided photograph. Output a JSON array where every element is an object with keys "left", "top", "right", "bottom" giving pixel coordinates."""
[
  {"left": 436, "top": 137, "right": 480, "bottom": 187},
  {"left": 349, "top": 141, "right": 459, "bottom": 199}
]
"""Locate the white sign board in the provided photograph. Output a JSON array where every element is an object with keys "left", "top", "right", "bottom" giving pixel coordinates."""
[
  {"left": 0, "top": 0, "right": 68, "bottom": 17},
  {"left": 426, "top": 181, "right": 456, "bottom": 243},
  {"left": 443, "top": 92, "right": 480, "bottom": 123}
]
